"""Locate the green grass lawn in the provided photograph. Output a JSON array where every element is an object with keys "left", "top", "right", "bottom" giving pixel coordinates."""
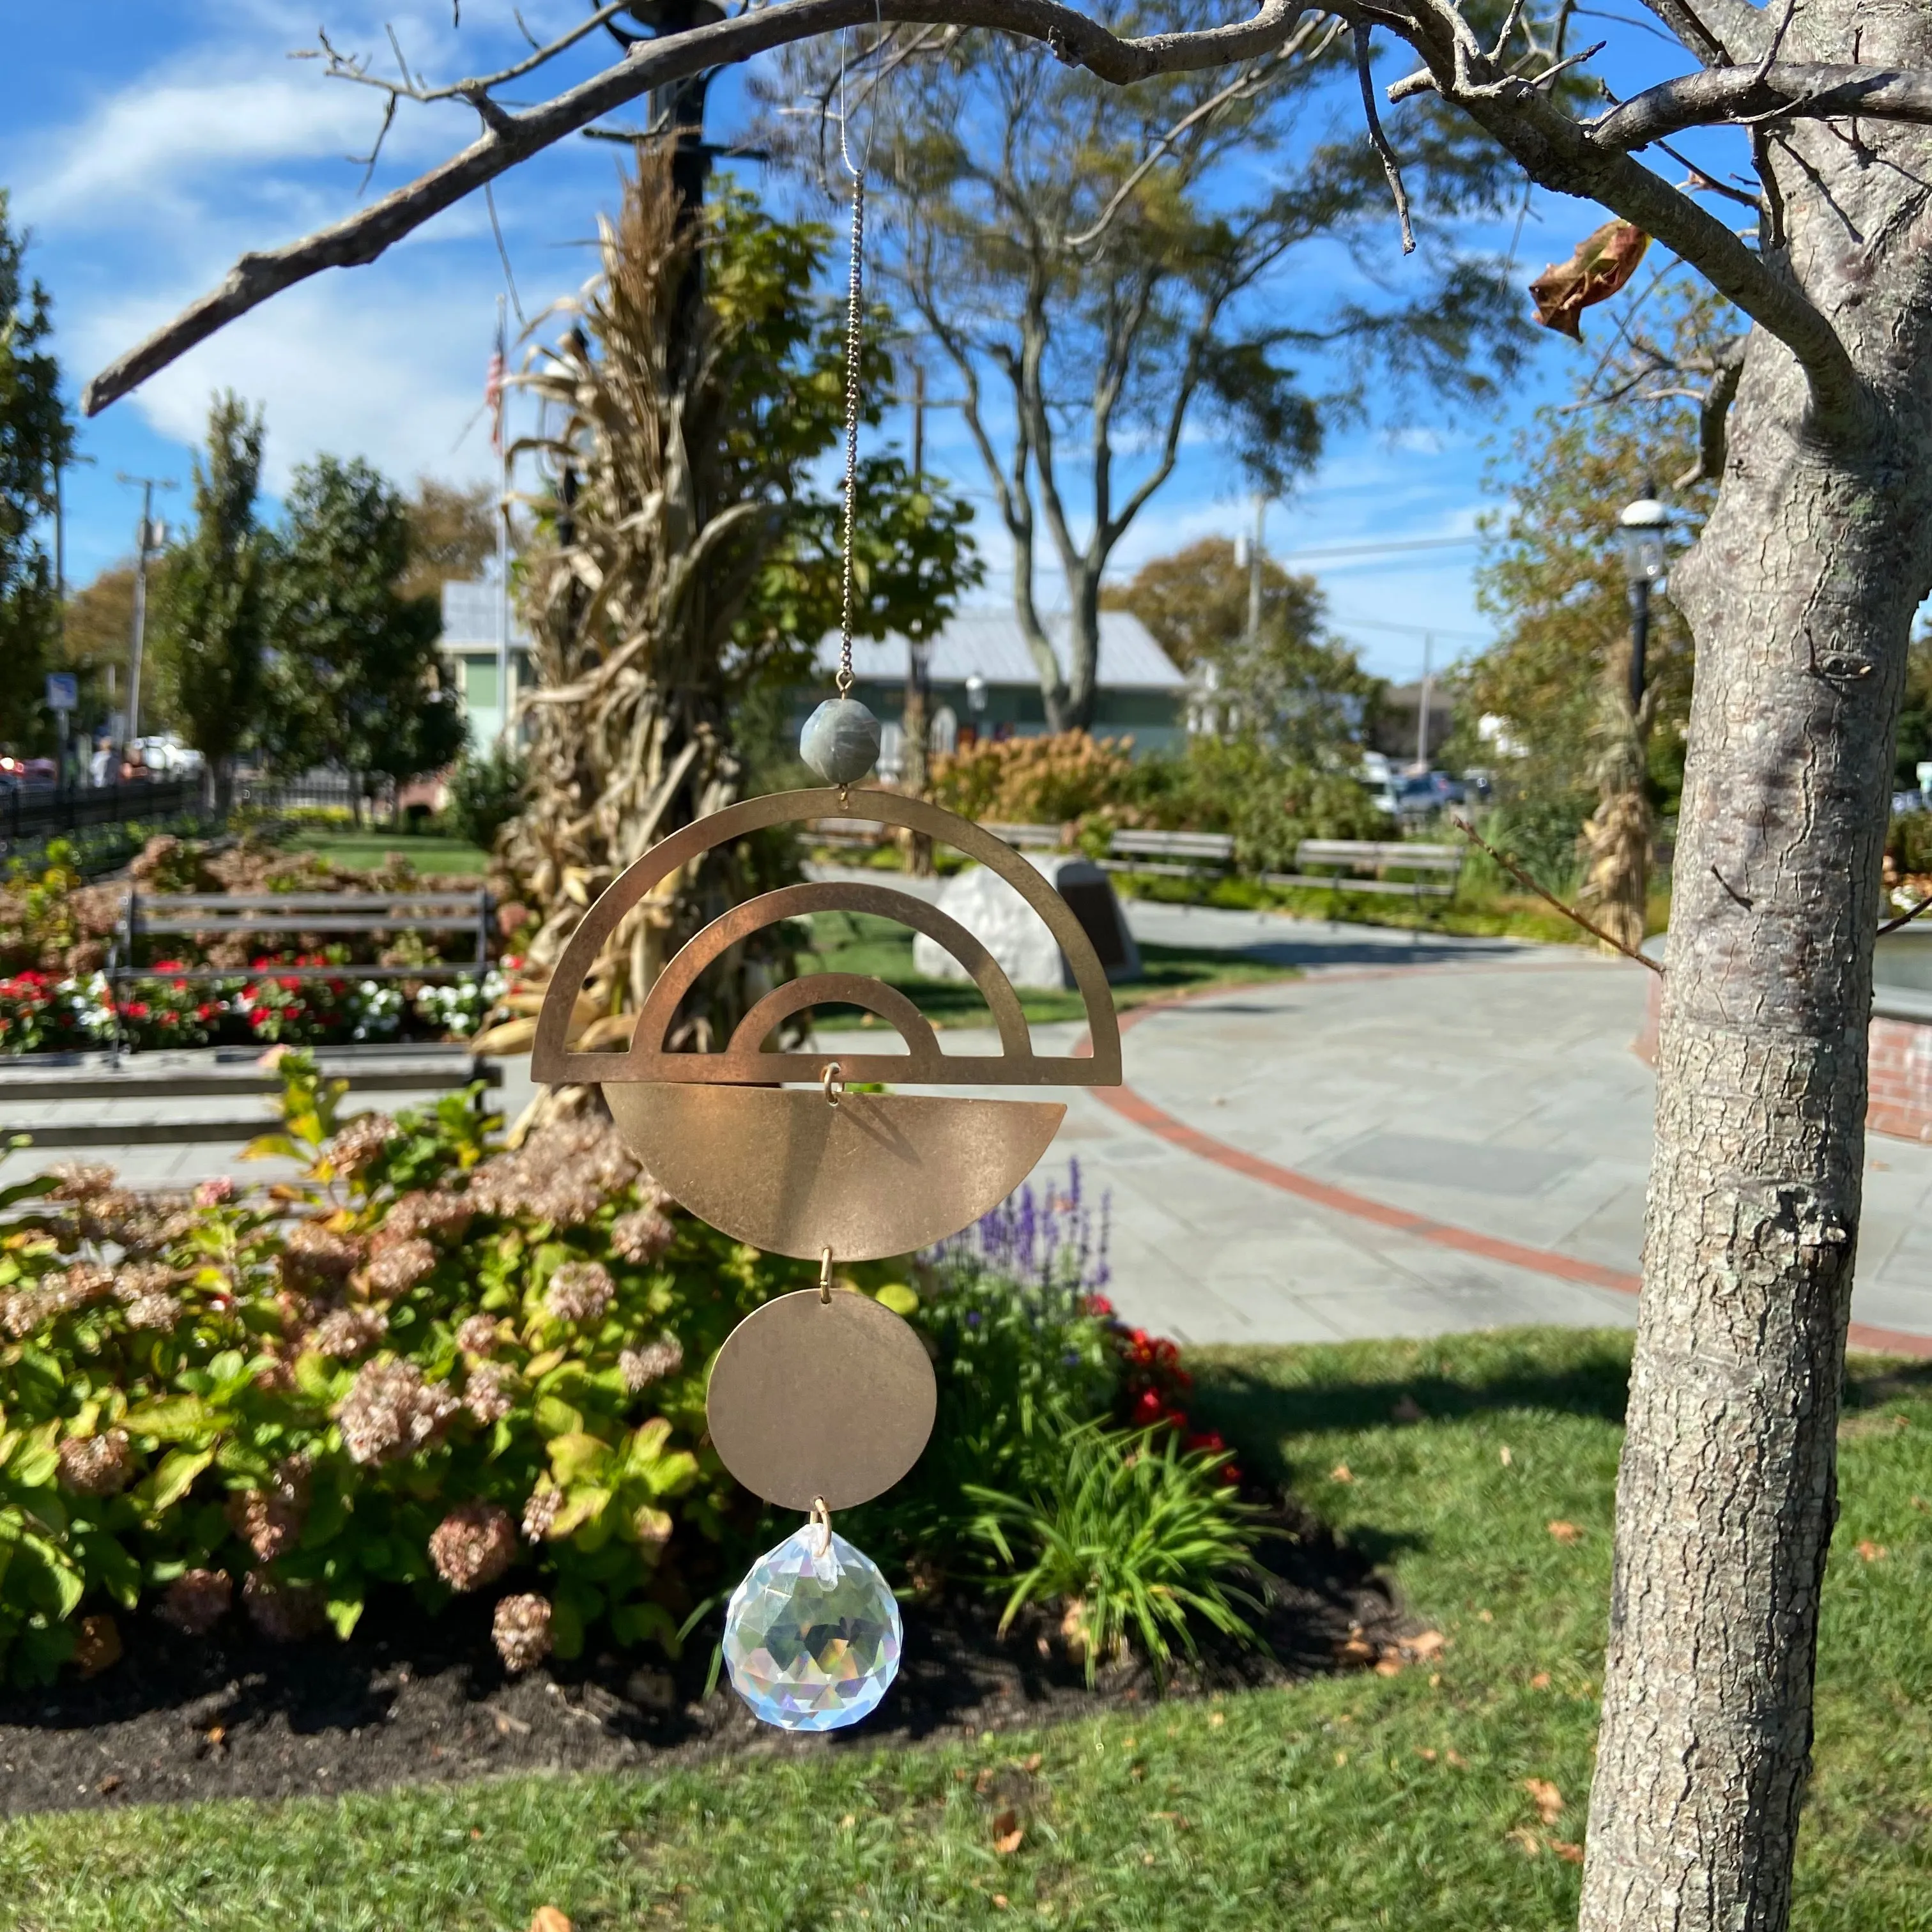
[
  {"left": 798, "top": 910, "right": 1291, "bottom": 1028},
  {"left": 3, "top": 1329, "right": 1926, "bottom": 1931},
  {"left": 278, "top": 830, "right": 493, "bottom": 877}
]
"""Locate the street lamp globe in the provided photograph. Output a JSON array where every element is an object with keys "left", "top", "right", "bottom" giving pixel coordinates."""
[
  {"left": 964, "top": 672, "right": 987, "bottom": 716},
  {"left": 1619, "top": 494, "right": 1669, "bottom": 588}
]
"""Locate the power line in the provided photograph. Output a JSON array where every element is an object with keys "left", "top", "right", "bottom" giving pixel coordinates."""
[{"left": 1279, "top": 534, "right": 1480, "bottom": 562}]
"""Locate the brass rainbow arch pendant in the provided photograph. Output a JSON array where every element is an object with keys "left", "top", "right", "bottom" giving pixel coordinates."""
[
  {"left": 532, "top": 134, "right": 1121, "bottom": 1734},
  {"left": 532, "top": 785, "right": 1123, "bottom": 1733}
]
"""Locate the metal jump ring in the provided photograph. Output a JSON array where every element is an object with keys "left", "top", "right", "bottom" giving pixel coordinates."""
[
  {"left": 809, "top": 1494, "right": 833, "bottom": 1556},
  {"left": 818, "top": 1246, "right": 834, "bottom": 1305},
  {"left": 821, "top": 1061, "right": 845, "bottom": 1107}
]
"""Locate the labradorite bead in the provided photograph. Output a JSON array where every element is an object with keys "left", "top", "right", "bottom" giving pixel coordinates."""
[{"left": 800, "top": 698, "right": 881, "bottom": 785}]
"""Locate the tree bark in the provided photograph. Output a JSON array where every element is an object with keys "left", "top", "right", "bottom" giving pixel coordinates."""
[{"left": 1580, "top": 15, "right": 1932, "bottom": 1917}]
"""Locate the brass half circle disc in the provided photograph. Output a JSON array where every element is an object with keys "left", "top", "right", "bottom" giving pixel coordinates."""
[
  {"left": 706, "top": 1289, "right": 938, "bottom": 1512},
  {"left": 602, "top": 1084, "right": 1066, "bottom": 1261}
]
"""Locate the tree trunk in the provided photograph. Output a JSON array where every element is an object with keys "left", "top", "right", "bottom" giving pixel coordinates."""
[
  {"left": 1579, "top": 26, "right": 1932, "bottom": 1913},
  {"left": 1064, "top": 563, "right": 1101, "bottom": 733}
]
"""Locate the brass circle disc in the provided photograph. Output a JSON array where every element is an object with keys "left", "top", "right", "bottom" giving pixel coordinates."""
[{"left": 705, "top": 1289, "right": 937, "bottom": 1512}]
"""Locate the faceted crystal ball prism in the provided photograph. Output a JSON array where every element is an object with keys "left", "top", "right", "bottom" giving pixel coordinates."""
[
  {"left": 799, "top": 697, "right": 881, "bottom": 785},
  {"left": 723, "top": 1526, "right": 903, "bottom": 1731}
]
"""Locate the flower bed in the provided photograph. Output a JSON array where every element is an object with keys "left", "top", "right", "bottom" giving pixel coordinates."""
[
  {"left": 0, "top": 1057, "right": 1256, "bottom": 1690},
  {"left": 1, "top": 830, "right": 518, "bottom": 1054}
]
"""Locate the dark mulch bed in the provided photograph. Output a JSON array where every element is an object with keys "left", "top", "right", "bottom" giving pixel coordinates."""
[{"left": 0, "top": 1498, "right": 1407, "bottom": 1817}]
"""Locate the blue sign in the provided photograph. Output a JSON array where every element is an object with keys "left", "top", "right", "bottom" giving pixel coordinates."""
[{"left": 45, "top": 673, "right": 79, "bottom": 712}]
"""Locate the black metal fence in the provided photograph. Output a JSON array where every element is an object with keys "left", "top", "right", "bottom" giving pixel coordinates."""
[
  {"left": 236, "top": 772, "right": 397, "bottom": 818},
  {"left": 1, "top": 777, "right": 202, "bottom": 854}
]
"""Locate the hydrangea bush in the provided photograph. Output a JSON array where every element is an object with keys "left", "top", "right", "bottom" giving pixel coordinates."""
[
  {"left": 0, "top": 1052, "right": 809, "bottom": 1683},
  {"left": 0, "top": 1062, "right": 1255, "bottom": 1689}
]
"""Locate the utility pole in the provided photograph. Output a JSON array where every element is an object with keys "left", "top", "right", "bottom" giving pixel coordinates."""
[
  {"left": 493, "top": 293, "right": 512, "bottom": 744},
  {"left": 1415, "top": 632, "right": 1434, "bottom": 772},
  {"left": 117, "top": 472, "right": 175, "bottom": 764}
]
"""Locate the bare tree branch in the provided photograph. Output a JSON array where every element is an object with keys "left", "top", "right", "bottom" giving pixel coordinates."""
[
  {"left": 85, "top": 0, "right": 1315, "bottom": 415},
  {"left": 1354, "top": 24, "right": 1416, "bottom": 253},
  {"left": 1452, "top": 816, "right": 1666, "bottom": 973},
  {"left": 1592, "top": 63, "right": 1932, "bottom": 151},
  {"left": 1633, "top": 0, "right": 1766, "bottom": 66}
]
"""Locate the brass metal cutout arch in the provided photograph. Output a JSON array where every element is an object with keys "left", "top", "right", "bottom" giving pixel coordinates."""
[
  {"left": 533, "top": 788, "right": 1122, "bottom": 1260},
  {"left": 532, "top": 787, "right": 1123, "bottom": 1087}
]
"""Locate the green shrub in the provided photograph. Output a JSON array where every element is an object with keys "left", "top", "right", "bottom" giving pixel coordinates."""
[
  {"left": 0, "top": 1066, "right": 1260, "bottom": 1689},
  {"left": 1889, "top": 809, "right": 1932, "bottom": 880},
  {"left": 966, "top": 1422, "right": 1268, "bottom": 1685},
  {"left": 446, "top": 745, "right": 526, "bottom": 852}
]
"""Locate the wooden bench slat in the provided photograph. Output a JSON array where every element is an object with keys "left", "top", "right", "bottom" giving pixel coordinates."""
[
  {"left": 114, "top": 963, "right": 487, "bottom": 984},
  {"left": 135, "top": 916, "right": 483, "bottom": 936},
  {"left": 132, "top": 894, "right": 485, "bottom": 912},
  {"left": 1264, "top": 873, "right": 1456, "bottom": 898}
]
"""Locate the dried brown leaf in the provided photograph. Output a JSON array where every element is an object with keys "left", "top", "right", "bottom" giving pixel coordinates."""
[
  {"left": 1529, "top": 219, "right": 1650, "bottom": 339},
  {"left": 991, "top": 1807, "right": 1025, "bottom": 1855},
  {"left": 1524, "top": 1777, "right": 1565, "bottom": 1825},
  {"left": 1547, "top": 1520, "right": 1581, "bottom": 1544},
  {"left": 531, "top": 1912, "right": 573, "bottom": 1932}
]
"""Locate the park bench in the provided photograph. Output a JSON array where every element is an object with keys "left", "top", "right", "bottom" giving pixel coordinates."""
[
  {"left": 1264, "top": 839, "right": 1463, "bottom": 901},
  {"left": 111, "top": 887, "right": 495, "bottom": 990},
  {"left": 983, "top": 822, "right": 1068, "bottom": 852},
  {"left": 1101, "top": 829, "right": 1236, "bottom": 878}
]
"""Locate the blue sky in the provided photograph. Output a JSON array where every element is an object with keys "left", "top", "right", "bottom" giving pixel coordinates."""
[{"left": 3, "top": 3, "right": 1719, "bottom": 686}]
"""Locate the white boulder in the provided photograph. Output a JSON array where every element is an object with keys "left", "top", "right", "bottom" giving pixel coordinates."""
[{"left": 914, "top": 851, "right": 1139, "bottom": 990}]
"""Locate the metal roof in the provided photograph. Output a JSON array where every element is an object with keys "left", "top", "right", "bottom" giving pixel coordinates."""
[{"left": 813, "top": 607, "right": 1184, "bottom": 693}]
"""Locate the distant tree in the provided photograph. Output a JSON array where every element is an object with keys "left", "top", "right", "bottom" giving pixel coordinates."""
[
  {"left": 151, "top": 393, "right": 267, "bottom": 811},
  {"left": 1103, "top": 536, "right": 1321, "bottom": 672},
  {"left": 61, "top": 564, "right": 136, "bottom": 737},
  {"left": 764, "top": 17, "right": 1524, "bottom": 732},
  {"left": 401, "top": 475, "right": 497, "bottom": 602},
  {"left": 0, "top": 190, "right": 73, "bottom": 753},
  {"left": 1107, "top": 537, "right": 1376, "bottom": 763},
  {"left": 263, "top": 455, "right": 466, "bottom": 809}
]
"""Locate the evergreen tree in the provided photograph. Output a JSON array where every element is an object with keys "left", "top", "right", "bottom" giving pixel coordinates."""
[
  {"left": 0, "top": 191, "right": 73, "bottom": 754},
  {"left": 263, "top": 456, "right": 466, "bottom": 808},
  {"left": 153, "top": 392, "right": 266, "bottom": 809}
]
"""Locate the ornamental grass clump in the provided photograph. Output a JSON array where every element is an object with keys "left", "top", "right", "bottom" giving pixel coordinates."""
[{"left": 966, "top": 1422, "right": 1269, "bottom": 1687}]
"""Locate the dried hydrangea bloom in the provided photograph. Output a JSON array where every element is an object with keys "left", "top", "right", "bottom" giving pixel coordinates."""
[
  {"left": 57, "top": 1430, "right": 134, "bottom": 1496},
  {"left": 335, "top": 1358, "right": 459, "bottom": 1466},
  {"left": 241, "top": 1570, "right": 325, "bottom": 1643},
  {"left": 158, "top": 1568, "right": 233, "bottom": 1635},
  {"left": 194, "top": 1175, "right": 237, "bottom": 1208},
  {"left": 280, "top": 1221, "right": 364, "bottom": 1287},
  {"left": 544, "top": 1260, "right": 615, "bottom": 1326},
  {"left": 493, "top": 1593, "right": 554, "bottom": 1674},
  {"left": 326, "top": 1112, "right": 398, "bottom": 1175},
  {"left": 610, "top": 1209, "right": 676, "bottom": 1266},
  {"left": 382, "top": 1190, "right": 473, "bottom": 1242},
  {"left": 464, "top": 1360, "right": 516, "bottom": 1425},
  {"left": 123, "top": 1291, "right": 184, "bottom": 1333},
  {"left": 112, "top": 1260, "right": 181, "bottom": 1303},
  {"left": 83, "top": 1188, "right": 194, "bottom": 1253},
  {"left": 47, "top": 1163, "right": 117, "bottom": 1202},
  {"left": 619, "top": 1336, "right": 684, "bottom": 1392},
  {"left": 226, "top": 1457, "right": 311, "bottom": 1563},
  {"left": 73, "top": 1613, "right": 123, "bottom": 1678},
  {"left": 521, "top": 1485, "right": 564, "bottom": 1543},
  {"left": 312, "top": 1305, "right": 390, "bottom": 1359},
  {"left": 456, "top": 1313, "right": 501, "bottom": 1356},
  {"left": 365, "top": 1236, "right": 438, "bottom": 1297},
  {"left": 429, "top": 1501, "right": 518, "bottom": 1591}
]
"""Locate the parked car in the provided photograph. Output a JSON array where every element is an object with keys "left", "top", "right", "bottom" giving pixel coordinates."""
[
  {"left": 1393, "top": 771, "right": 1464, "bottom": 820},
  {"left": 128, "top": 734, "right": 205, "bottom": 776}
]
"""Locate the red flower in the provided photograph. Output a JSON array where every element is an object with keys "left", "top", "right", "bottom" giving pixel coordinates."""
[
  {"left": 1131, "top": 1389, "right": 1165, "bottom": 1426},
  {"left": 1084, "top": 1294, "right": 1116, "bottom": 1319}
]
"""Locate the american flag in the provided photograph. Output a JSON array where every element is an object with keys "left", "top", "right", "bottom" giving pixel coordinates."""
[{"left": 486, "top": 321, "right": 505, "bottom": 453}]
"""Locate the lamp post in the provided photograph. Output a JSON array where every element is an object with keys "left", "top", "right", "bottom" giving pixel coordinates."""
[{"left": 1618, "top": 491, "right": 1669, "bottom": 713}]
